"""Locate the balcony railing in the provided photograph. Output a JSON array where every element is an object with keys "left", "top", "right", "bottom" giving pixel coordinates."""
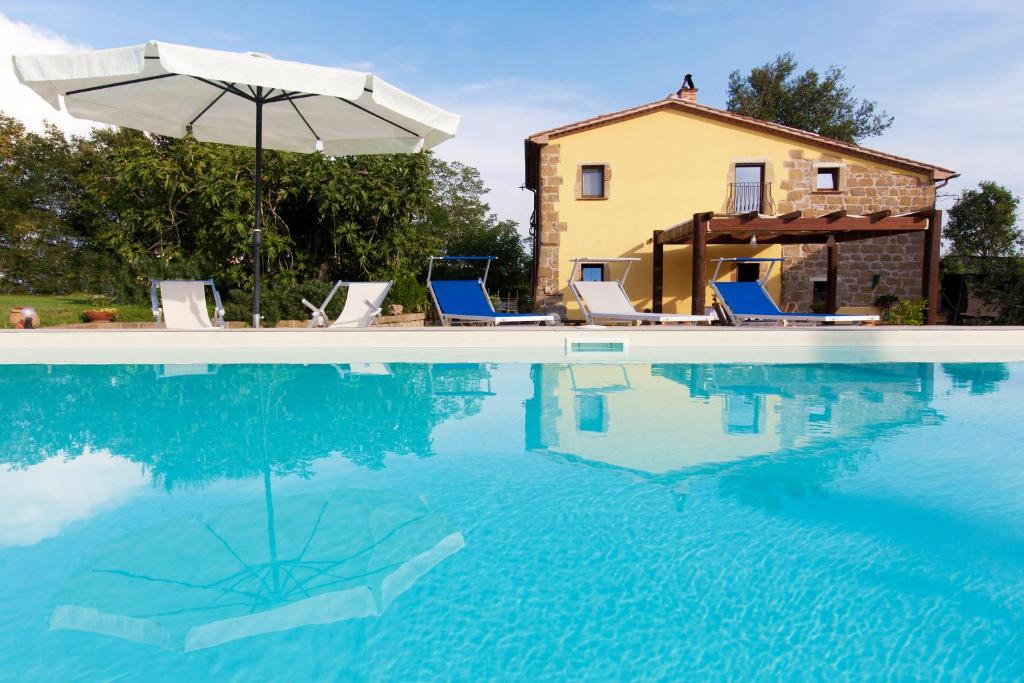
[{"left": 727, "top": 182, "right": 774, "bottom": 214}]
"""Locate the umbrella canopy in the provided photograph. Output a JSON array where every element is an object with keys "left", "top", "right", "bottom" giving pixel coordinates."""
[
  {"left": 12, "top": 41, "right": 460, "bottom": 326},
  {"left": 50, "top": 488, "right": 465, "bottom": 651}
]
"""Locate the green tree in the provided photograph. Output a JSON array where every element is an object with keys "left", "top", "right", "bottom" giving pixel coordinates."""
[
  {"left": 427, "top": 158, "right": 531, "bottom": 303},
  {"left": 945, "top": 181, "right": 1021, "bottom": 263},
  {"left": 0, "top": 113, "right": 118, "bottom": 294},
  {"left": 64, "top": 127, "right": 439, "bottom": 320},
  {"left": 0, "top": 110, "right": 523, "bottom": 322},
  {"left": 727, "top": 53, "right": 893, "bottom": 143},
  {"left": 945, "top": 181, "right": 1023, "bottom": 324}
]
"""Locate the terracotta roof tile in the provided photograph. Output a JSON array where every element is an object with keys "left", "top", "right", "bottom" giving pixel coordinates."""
[{"left": 528, "top": 98, "right": 957, "bottom": 180}]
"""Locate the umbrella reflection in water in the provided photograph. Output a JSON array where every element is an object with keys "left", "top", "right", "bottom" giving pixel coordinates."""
[
  {"left": 45, "top": 363, "right": 473, "bottom": 651},
  {"left": 51, "top": 487, "right": 464, "bottom": 651}
]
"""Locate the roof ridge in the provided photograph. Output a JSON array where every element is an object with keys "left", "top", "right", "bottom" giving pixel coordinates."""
[{"left": 528, "top": 98, "right": 956, "bottom": 178}]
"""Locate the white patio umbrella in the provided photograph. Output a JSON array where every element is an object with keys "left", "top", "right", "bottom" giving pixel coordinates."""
[{"left": 12, "top": 41, "right": 460, "bottom": 327}]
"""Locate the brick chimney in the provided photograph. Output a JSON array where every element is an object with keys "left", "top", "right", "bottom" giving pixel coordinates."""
[{"left": 668, "top": 73, "right": 698, "bottom": 103}]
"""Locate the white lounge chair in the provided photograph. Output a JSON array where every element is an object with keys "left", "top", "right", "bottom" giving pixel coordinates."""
[
  {"left": 150, "top": 279, "right": 225, "bottom": 330},
  {"left": 302, "top": 281, "right": 392, "bottom": 328},
  {"left": 568, "top": 258, "right": 712, "bottom": 325}
]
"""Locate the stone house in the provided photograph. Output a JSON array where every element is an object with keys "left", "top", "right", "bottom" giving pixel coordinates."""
[{"left": 523, "top": 81, "right": 957, "bottom": 321}]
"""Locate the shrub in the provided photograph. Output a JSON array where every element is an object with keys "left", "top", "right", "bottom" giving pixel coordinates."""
[
  {"left": 886, "top": 298, "right": 927, "bottom": 325},
  {"left": 386, "top": 273, "right": 431, "bottom": 314},
  {"left": 223, "top": 281, "right": 333, "bottom": 326}
]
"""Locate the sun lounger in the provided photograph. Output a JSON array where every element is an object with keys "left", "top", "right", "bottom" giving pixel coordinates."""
[
  {"left": 150, "top": 279, "right": 225, "bottom": 330},
  {"left": 302, "top": 281, "right": 392, "bottom": 328},
  {"left": 568, "top": 258, "right": 712, "bottom": 325},
  {"left": 427, "top": 256, "right": 558, "bottom": 326},
  {"left": 710, "top": 258, "right": 879, "bottom": 325}
]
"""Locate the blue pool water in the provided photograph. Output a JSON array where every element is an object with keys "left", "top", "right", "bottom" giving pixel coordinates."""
[{"left": 1, "top": 362, "right": 1022, "bottom": 681}]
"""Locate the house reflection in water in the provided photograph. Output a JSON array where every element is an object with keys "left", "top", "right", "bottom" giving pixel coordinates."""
[{"left": 524, "top": 363, "right": 939, "bottom": 480}]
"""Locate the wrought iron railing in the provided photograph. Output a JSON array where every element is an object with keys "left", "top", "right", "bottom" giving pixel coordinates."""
[{"left": 727, "top": 182, "right": 774, "bottom": 214}]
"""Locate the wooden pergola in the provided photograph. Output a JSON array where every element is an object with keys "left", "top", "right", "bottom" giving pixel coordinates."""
[{"left": 652, "top": 208, "right": 943, "bottom": 324}]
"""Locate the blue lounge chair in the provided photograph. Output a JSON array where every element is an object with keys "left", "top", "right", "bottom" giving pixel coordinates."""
[
  {"left": 710, "top": 258, "right": 878, "bottom": 325},
  {"left": 427, "top": 256, "right": 559, "bottom": 326}
]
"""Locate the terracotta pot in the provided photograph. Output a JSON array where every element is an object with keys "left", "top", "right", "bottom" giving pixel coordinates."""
[
  {"left": 9, "top": 307, "right": 40, "bottom": 329},
  {"left": 84, "top": 310, "right": 117, "bottom": 322}
]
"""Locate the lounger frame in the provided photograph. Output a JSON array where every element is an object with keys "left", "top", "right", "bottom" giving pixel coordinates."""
[
  {"left": 427, "top": 256, "right": 558, "bottom": 326},
  {"left": 150, "top": 279, "right": 225, "bottom": 329},
  {"left": 568, "top": 257, "right": 711, "bottom": 325},
  {"left": 709, "top": 258, "right": 878, "bottom": 326},
  {"left": 301, "top": 281, "right": 393, "bottom": 328}
]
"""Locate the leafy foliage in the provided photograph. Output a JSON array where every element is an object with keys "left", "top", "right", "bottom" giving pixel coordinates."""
[
  {"left": 0, "top": 363, "right": 491, "bottom": 476},
  {"left": 945, "top": 181, "right": 1021, "bottom": 263},
  {"left": 0, "top": 111, "right": 531, "bottom": 322},
  {"left": 944, "top": 181, "right": 1024, "bottom": 324},
  {"left": 0, "top": 116, "right": 124, "bottom": 294},
  {"left": 727, "top": 53, "right": 893, "bottom": 143},
  {"left": 426, "top": 158, "right": 532, "bottom": 303},
  {"left": 885, "top": 299, "right": 927, "bottom": 326}
]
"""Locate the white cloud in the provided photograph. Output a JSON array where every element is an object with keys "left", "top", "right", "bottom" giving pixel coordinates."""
[
  {"left": 0, "top": 12, "right": 95, "bottom": 135},
  {"left": 877, "top": 61, "right": 1024, "bottom": 208},
  {"left": 0, "top": 449, "right": 151, "bottom": 547},
  {"left": 433, "top": 78, "right": 599, "bottom": 229}
]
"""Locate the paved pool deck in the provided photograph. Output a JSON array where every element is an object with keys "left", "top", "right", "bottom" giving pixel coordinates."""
[{"left": 2, "top": 325, "right": 1023, "bottom": 364}]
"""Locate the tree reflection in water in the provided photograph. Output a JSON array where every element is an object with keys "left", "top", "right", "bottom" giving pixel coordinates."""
[{"left": 0, "top": 363, "right": 495, "bottom": 486}]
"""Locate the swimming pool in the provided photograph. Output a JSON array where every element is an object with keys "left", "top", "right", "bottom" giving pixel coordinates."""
[{"left": 1, "top": 361, "right": 1022, "bottom": 680}]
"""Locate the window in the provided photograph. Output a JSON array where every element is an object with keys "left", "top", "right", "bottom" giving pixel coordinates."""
[
  {"left": 724, "top": 394, "right": 762, "bottom": 434},
  {"left": 816, "top": 167, "right": 840, "bottom": 191},
  {"left": 581, "top": 165, "right": 605, "bottom": 198},
  {"left": 575, "top": 394, "right": 608, "bottom": 433},
  {"left": 733, "top": 164, "right": 765, "bottom": 212},
  {"left": 580, "top": 264, "right": 605, "bottom": 282},
  {"left": 736, "top": 262, "right": 760, "bottom": 282}
]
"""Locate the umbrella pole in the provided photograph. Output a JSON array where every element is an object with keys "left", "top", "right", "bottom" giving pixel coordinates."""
[{"left": 252, "top": 94, "right": 264, "bottom": 328}]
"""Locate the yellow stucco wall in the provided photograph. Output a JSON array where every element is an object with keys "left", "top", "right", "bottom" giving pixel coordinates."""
[
  {"left": 543, "top": 364, "right": 782, "bottom": 474},
  {"left": 546, "top": 107, "right": 930, "bottom": 319}
]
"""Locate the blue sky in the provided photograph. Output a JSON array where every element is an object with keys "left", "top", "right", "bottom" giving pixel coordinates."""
[{"left": 2, "top": 1, "right": 1022, "bottom": 226}]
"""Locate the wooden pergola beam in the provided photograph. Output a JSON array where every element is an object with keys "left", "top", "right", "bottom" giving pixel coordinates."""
[
  {"left": 691, "top": 212, "right": 708, "bottom": 315},
  {"left": 826, "top": 235, "right": 838, "bottom": 314},
  {"left": 658, "top": 216, "right": 928, "bottom": 244},
  {"left": 713, "top": 216, "right": 925, "bottom": 232},
  {"left": 922, "top": 209, "right": 942, "bottom": 325},
  {"left": 651, "top": 207, "right": 942, "bottom": 325},
  {"left": 652, "top": 229, "right": 664, "bottom": 313},
  {"left": 657, "top": 223, "right": 690, "bottom": 245},
  {"left": 703, "top": 229, "right": 925, "bottom": 245}
]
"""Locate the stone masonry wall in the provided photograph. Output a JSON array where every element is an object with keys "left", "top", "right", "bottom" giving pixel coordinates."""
[
  {"left": 534, "top": 144, "right": 568, "bottom": 317},
  {"left": 776, "top": 150, "right": 935, "bottom": 311}
]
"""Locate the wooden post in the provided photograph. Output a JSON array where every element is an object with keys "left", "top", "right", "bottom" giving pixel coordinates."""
[
  {"left": 826, "top": 234, "right": 838, "bottom": 314},
  {"left": 691, "top": 213, "right": 707, "bottom": 315},
  {"left": 922, "top": 209, "right": 942, "bottom": 325},
  {"left": 652, "top": 230, "right": 664, "bottom": 313}
]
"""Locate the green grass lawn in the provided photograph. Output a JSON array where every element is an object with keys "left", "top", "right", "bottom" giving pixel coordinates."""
[{"left": 0, "top": 293, "right": 154, "bottom": 328}]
